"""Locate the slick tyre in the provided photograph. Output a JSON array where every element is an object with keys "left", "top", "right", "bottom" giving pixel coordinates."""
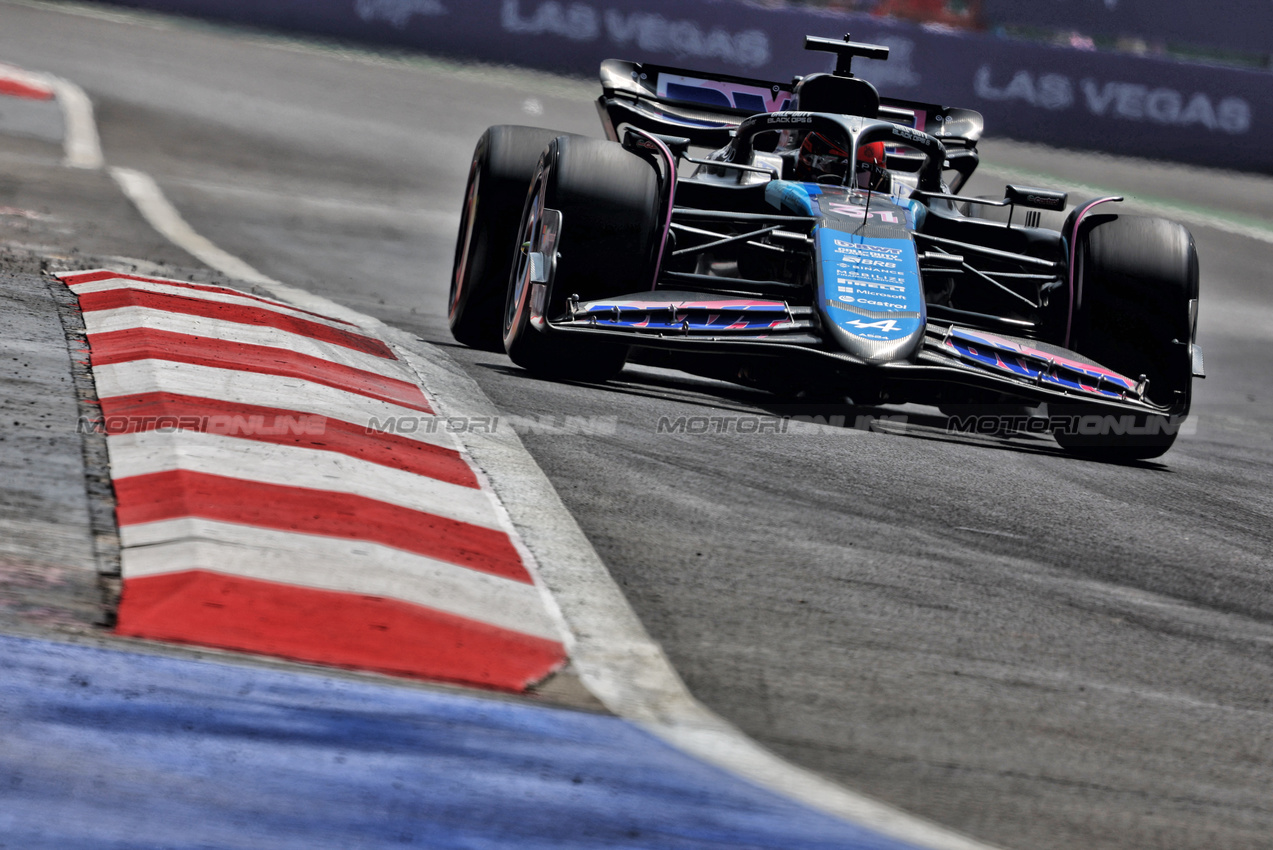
[
  {"left": 448, "top": 125, "right": 564, "bottom": 351},
  {"left": 1056, "top": 215, "right": 1199, "bottom": 460},
  {"left": 504, "top": 135, "right": 660, "bottom": 382}
]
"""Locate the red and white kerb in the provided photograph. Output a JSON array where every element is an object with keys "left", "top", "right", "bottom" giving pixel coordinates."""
[
  {"left": 58, "top": 270, "right": 567, "bottom": 691},
  {"left": 0, "top": 62, "right": 55, "bottom": 101}
]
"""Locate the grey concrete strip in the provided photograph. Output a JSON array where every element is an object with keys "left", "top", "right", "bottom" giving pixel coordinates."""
[
  {"left": 44, "top": 272, "right": 120, "bottom": 604},
  {"left": 0, "top": 270, "right": 106, "bottom": 634}
]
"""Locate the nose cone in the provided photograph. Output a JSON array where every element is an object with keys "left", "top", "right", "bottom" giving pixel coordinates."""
[{"left": 816, "top": 229, "right": 927, "bottom": 364}]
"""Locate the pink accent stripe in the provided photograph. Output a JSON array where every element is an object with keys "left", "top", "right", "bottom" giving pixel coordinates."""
[
  {"left": 626, "top": 127, "right": 678, "bottom": 290},
  {"left": 117, "top": 570, "right": 565, "bottom": 691},
  {"left": 85, "top": 328, "right": 432, "bottom": 413},
  {"left": 99, "top": 391, "right": 476, "bottom": 488},
  {"left": 954, "top": 329, "right": 1136, "bottom": 386},
  {"left": 60, "top": 270, "right": 359, "bottom": 326},
  {"left": 1065, "top": 197, "right": 1122, "bottom": 348},
  {"left": 78, "top": 288, "right": 392, "bottom": 358},
  {"left": 113, "top": 469, "right": 530, "bottom": 583}
]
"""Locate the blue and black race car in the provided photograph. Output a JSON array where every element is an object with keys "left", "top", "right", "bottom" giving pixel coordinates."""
[{"left": 448, "top": 34, "right": 1203, "bottom": 460}]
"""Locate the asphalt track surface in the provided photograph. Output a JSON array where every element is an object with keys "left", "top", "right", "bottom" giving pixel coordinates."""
[{"left": 2, "top": 4, "right": 1272, "bottom": 849}]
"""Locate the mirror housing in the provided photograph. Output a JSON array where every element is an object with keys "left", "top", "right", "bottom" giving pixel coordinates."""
[
  {"left": 1004, "top": 184, "right": 1068, "bottom": 211},
  {"left": 623, "top": 128, "right": 691, "bottom": 160}
]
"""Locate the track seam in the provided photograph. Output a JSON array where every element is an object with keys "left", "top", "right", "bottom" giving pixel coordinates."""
[{"left": 42, "top": 273, "right": 122, "bottom": 625}]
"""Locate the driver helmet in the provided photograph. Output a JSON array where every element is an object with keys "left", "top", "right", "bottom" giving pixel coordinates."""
[{"left": 794, "top": 132, "right": 888, "bottom": 190}]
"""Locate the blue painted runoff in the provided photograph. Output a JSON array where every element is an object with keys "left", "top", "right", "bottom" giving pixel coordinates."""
[{"left": 0, "top": 634, "right": 926, "bottom": 850}]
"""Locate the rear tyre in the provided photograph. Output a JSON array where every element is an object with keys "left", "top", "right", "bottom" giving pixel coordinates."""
[
  {"left": 504, "top": 135, "right": 660, "bottom": 382},
  {"left": 448, "top": 125, "right": 563, "bottom": 351},
  {"left": 1056, "top": 215, "right": 1199, "bottom": 460}
]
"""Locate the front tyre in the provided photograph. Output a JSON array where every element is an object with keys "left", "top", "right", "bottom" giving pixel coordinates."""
[
  {"left": 1056, "top": 215, "right": 1199, "bottom": 460},
  {"left": 448, "top": 125, "right": 563, "bottom": 351},
  {"left": 504, "top": 135, "right": 660, "bottom": 382}
]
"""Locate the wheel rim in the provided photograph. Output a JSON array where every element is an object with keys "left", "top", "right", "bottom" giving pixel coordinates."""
[
  {"left": 449, "top": 162, "right": 481, "bottom": 321},
  {"left": 505, "top": 168, "right": 546, "bottom": 341}
]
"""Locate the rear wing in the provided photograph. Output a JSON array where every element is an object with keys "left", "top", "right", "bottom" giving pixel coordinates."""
[
  {"left": 597, "top": 58, "right": 985, "bottom": 189},
  {"left": 597, "top": 59, "right": 791, "bottom": 149}
]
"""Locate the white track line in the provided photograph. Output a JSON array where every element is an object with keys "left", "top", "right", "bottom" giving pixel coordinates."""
[
  {"left": 103, "top": 102, "right": 1005, "bottom": 850},
  {"left": 0, "top": 62, "right": 102, "bottom": 168},
  {"left": 46, "top": 74, "right": 102, "bottom": 169},
  {"left": 110, "top": 167, "right": 280, "bottom": 283},
  {"left": 108, "top": 166, "right": 372, "bottom": 326}
]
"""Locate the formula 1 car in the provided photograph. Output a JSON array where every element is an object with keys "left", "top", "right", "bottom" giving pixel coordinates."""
[{"left": 448, "top": 34, "right": 1203, "bottom": 460}]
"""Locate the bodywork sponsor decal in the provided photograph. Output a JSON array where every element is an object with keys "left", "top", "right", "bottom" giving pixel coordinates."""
[
  {"left": 814, "top": 229, "right": 926, "bottom": 363},
  {"left": 817, "top": 231, "right": 924, "bottom": 342},
  {"left": 943, "top": 327, "right": 1141, "bottom": 398},
  {"left": 658, "top": 73, "right": 792, "bottom": 114}
]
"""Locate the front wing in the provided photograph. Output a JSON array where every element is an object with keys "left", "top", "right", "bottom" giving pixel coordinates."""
[{"left": 528, "top": 291, "right": 1179, "bottom": 418}]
